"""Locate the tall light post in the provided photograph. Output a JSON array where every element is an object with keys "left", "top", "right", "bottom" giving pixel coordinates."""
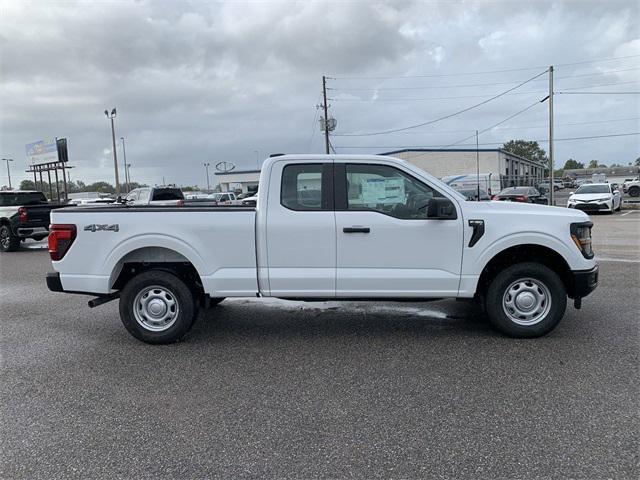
[
  {"left": 104, "top": 108, "right": 120, "bottom": 195},
  {"left": 204, "top": 163, "right": 211, "bottom": 192},
  {"left": 254, "top": 150, "right": 260, "bottom": 170},
  {"left": 126, "top": 164, "right": 132, "bottom": 187},
  {"left": 120, "top": 136, "right": 128, "bottom": 193},
  {"left": 2, "top": 158, "right": 13, "bottom": 189}
]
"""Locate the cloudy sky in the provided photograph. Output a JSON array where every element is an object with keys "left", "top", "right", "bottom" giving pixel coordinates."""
[{"left": 1, "top": 0, "right": 639, "bottom": 189}]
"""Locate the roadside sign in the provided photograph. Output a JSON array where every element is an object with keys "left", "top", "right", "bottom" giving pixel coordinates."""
[{"left": 25, "top": 139, "right": 59, "bottom": 165}]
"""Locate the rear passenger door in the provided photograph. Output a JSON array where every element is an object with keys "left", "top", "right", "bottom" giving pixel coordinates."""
[{"left": 265, "top": 161, "right": 335, "bottom": 297}]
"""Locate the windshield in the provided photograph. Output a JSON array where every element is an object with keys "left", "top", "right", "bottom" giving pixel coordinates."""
[
  {"left": 0, "top": 192, "right": 47, "bottom": 206},
  {"left": 575, "top": 185, "right": 609, "bottom": 194}
]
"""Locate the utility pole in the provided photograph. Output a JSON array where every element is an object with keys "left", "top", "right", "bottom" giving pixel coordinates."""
[
  {"left": 254, "top": 150, "right": 260, "bottom": 169},
  {"left": 120, "top": 137, "right": 128, "bottom": 193},
  {"left": 104, "top": 109, "right": 120, "bottom": 195},
  {"left": 322, "top": 75, "right": 330, "bottom": 154},
  {"left": 204, "top": 163, "right": 210, "bottom": 192},
  {"left": 548, "top": 66, "right": 554, "bottom": 206},
  {"left": 475, "top": 131, "right": 480, "bottom": 202},
  {"left": 2, "top": 158, "right": 13, "bottom": 189},
  {"left": 126, "top": 164, "right": 131, "bottom": 188}
]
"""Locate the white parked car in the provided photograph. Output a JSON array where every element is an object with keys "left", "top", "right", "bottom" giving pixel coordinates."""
[
  {"left": 46, "top": 154, "right": 598, "bottom": 343},
  {"left": 567, "top": 183, "right": 621, "bottom": 213},
  {"left": 207, "top": 192, "right": 241, "bottom": 205},
  {"left": 123, "top": 186, "right": 184, "bottom": 206}
]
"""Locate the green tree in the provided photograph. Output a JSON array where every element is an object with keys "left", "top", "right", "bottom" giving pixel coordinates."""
[
  {"left": 564, "top": 159, "right": 585, "bottom": 170},
  {"left": 85, "top": 181, "right": 115, "bottom": 193},
  {"left": 20, "top": 179, "right": 36, "bottom": 190},
  {"left": 502, "top": 140, "right": 548, "bottom": 163}
]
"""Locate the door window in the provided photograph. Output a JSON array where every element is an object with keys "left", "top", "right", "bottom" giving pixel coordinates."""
[
  {"left": 125, "top": 191, "right": 139, "bottom": 202},
  {"left": 138, "top": 189, "right": 150, "bottom": 202},
  {"left": 281, "top": 164, "right": 325, "bottom": 211},
  {"left": 345, "top": 164, "right": 442, "bottom": 219}
]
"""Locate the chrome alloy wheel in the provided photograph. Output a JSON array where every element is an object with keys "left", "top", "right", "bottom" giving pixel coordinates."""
[
  {"left": 502, "top": 278, "right": 552, "bottom": 326},
  {"left": 133, "top": 285, "right": 180, "bottom": 332}
]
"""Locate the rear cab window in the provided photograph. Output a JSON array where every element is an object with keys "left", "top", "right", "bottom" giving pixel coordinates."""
[
  {"left": 151, "top": 188, "right": 184, "bottom": 201},
  {"left": 0, "top": 192, "right": 47, "bottom": 206},
  {"left": 281, "top": 164, "right": 332, "bottom": 211}
]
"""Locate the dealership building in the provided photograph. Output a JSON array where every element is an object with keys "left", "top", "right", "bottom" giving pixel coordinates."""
[
  {"left": 214, "top": 169, "right": 261, "bottom": 195},
  {"left": 382, "top": 148, "right": 545, "bottom": 185}
]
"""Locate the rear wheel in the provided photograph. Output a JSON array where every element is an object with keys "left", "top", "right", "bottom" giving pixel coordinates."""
[
  {"left": 119, "top": 270, "right": 196, "bottom": 344},
  {"left": 0, "top": 225, "right": 20, "bottom": 252},
  {"left": 485, "top": 262, "right": 566, "bottom": 338},
  {"left": 629, "top": 186, "right": 640, "bottom": 197}
]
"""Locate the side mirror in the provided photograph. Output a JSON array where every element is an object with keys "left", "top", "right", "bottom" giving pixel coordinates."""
[
  {"left": 427, "top": 197, "right": 457, "bottom": 219},
  {"left": 116, "top": 195, "right": 124, "bottom": 203}
]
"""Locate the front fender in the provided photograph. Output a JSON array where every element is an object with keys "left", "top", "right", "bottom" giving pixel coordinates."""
[{"left": 469, "top": 231, "right": 587, "bottom": 274}]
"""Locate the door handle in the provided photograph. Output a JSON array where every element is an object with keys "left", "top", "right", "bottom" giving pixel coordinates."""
[{"left": 343, "top": 227, "right": 370, "bottom": 233}]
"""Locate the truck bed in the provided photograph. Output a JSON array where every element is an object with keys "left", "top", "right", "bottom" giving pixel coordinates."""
[{"left": 50, "top": 205, "right": 258, "bottom": 296}]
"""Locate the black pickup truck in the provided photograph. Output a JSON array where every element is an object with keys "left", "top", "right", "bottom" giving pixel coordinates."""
[{"left": 0, "top": 191, "right": 67, "bottom": 252}]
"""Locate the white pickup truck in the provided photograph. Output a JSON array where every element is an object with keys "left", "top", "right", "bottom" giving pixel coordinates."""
[{"left": 46, "top": 154, "right": 598, "bottom": 344}]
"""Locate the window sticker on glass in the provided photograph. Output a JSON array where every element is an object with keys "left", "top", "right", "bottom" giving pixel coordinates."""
[{"left": 361, "top": 177, "right": 405, "bottom": 205}]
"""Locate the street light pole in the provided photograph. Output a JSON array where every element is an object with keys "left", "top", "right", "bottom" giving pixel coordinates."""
[
  {"left": 254, "top": 150, "right": 260, "bottom": 170},
  {"left": 120, "top": 137, "right": 128, "bottom": 193},
  {"left": 204, "top": 163, "right": 210, "bottom": 192},
  {"left": 104, "top": 108, "right": 120, "bottom": 195},
  {"left": 2, "top": 158, "right": 13, "bottom": 189},
  {"left": 126, "top": 164, "right": 132, "bottom": 187}
]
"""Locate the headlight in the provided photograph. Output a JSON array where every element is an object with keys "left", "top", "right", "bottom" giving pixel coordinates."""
[{"left": 570, "top": 222, "right": 594, "bottom": 259}]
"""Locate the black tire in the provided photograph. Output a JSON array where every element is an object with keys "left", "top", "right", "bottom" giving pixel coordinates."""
[
  {"left": 119, "top": 270, "right": 196, "bottom": 344},
  {"left": 485, "top": 262, "right": 567, "bottom": 338},
  {"left": 629, "top": 186, "right": 640, "bottom": 197},
  {"left": 0, "top": 224, "right": 20, "bottom": 252}
]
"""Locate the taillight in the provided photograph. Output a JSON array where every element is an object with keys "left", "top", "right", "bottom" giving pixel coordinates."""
[
  {"left": 48, "top": 224, "right": 77, "bottom": 261},
  {"left": 515, "top": 196, "right": 527, "bottom": 202},
  {"left": 177, "top": 199, "right": 185, "bottom": 207},
  {"left": 18, "top": 207, "right": 28, "bottom": 223}
]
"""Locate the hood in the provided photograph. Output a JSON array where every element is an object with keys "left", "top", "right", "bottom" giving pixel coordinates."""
[
  {"left": 462, "top": 199, "right": 590, "bottom": 221},
  {"left": 570, "top": 193, "right": 612, "bottom": 201}
]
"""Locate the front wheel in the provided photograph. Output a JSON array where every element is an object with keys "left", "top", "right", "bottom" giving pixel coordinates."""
[
  {"left": 485, "top": 262, "right": 567, "bottom": 338},
  {"left": 119, "top": 270, "right": 196, "bottom": 344}
]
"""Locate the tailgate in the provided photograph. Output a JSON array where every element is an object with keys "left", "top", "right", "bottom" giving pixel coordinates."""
[{"left": 21, "top": 204, "right": 64, "bottom": 228}]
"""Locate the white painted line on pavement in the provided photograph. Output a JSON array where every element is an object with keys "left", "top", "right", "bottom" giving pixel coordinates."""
[
  {"left": 621, "top": 210, "right": 639, "bottom": 216},
  {"left": 595, "top": 256, "right": 640, "bottom": 263}
]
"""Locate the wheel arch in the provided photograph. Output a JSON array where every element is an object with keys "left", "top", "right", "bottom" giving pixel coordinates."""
[
  {"left": 108, "top": 245, "right": 204, "bottom": 293},
  {"left": 475, "top": 244, "right": 578, "bottom": 299}
]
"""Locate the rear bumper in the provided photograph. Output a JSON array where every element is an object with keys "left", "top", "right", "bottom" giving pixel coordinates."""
[
  {"left": 570, "top": 265, "right": 598, "bottom": 299},
  {"left": 17, "top": 226, "right": 49, "bottom": 238},
  {"left": 46, "top": 272, "right": 64, "bottom": 292}
]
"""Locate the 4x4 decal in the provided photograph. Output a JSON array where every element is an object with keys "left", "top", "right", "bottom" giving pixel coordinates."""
[{"left": 83, "top": 224, "right": 119, "bottom": 232}]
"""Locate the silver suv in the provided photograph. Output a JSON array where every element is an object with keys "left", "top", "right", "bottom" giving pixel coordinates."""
[{"left": 123, "top": 186, "right": 184, "bottom": 206}]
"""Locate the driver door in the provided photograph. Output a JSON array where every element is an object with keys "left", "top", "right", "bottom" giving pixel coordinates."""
[{"left": 334, "top": 162, "right": 464, "bottom": 297}]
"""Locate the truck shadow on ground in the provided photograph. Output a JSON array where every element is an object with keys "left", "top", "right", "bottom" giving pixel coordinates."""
[{"left": 188, "top": 299, "right": 495, "bottom": 342}]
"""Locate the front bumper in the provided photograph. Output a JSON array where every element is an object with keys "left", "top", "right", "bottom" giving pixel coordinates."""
[
  {"left": 570, "top": 265, "right": 599, "bottom": 299},
  {"left": 46, "top": 272, "right": 64, "bottom": 292},
  {"left": 569, "top": 202, "right": 611, "bottom": 212}
]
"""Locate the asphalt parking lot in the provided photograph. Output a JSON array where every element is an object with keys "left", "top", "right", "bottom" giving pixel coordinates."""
[{"left": 1, "top": 211, "right": 638, "bottom": 479}]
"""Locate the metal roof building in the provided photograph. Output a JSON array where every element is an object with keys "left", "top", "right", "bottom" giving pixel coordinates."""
[{"left": 382, "top": 148, "right": 545, "bottom": 183}]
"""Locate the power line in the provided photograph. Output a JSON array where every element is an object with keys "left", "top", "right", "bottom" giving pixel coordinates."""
[
  {"left": 443, "top": 101, "right": 542, "bottom": 147},
  {"left": 556, "top": 91, "right": 640, "bottom": 95},
  {"left": 329, "top": 54, "right": 640, "bottom": 80},
  {"left": 376, "top": 116, "right": 640, "bottom": 135},
  {"left": 331, "top": 80, "right": 639, "bottom": 102},
  {"left": 329, "top": 66, "right": 640, "bottom": 92},
  {"left": 333, "top": 132, "right": 640, "bottom": 150},
  {"left": 332, "top": 69, "right": 549, "bottom": 137}
]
